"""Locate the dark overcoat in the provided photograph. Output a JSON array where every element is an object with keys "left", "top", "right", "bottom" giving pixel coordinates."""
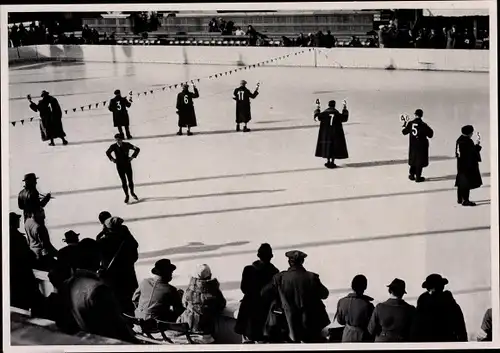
[
  {"left": 234, "top": 86, "right": 259, "bottom": 124},
  {"left": 410, "top": 290, "right": 468, "bottom": 342},
  {"left": 176, "top": 88, "right": 199, "bottom": 127},
  {"left": 314, "top": 107, "right": 349, "bottom": 160},
  {"left": 234, "top": 260, "right": 279, "bottom": 340},
  {"left": 336, "top": 292, "right": 375, "bottom": 342},
  {"left": 30, "top": 96, "right": 65, "bottom": 141},
  {"left": 177, "top": 277, "right": 226, "bottom": 335},
  {"left": 367, "top": 298, "right": 416, "bottom": 342},
  {"left": 262, "top": 265, "right": 330, "bottom": 343},
  {"left": 108, "top": 96, "right": 132, "bottom": 127},
  {"left": 455, "top": 135, "right": 483, "bottom": 190},
  {"left": 97, "top": 223, "right": 139, "bottom": 315},
  {"left": 402, "top": 118, "right": 434, "bottom": 168}
]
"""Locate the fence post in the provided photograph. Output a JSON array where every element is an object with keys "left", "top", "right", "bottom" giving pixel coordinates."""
[{"left": 313, "top": 48, "right": 317, "bottom": 68}]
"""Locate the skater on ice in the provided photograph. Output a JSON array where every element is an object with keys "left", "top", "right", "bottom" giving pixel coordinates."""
[
  {"left": 28, "top": 90, "right": 68, "bottom": 146},
  {"left": 106, "top": 133, "right": 140, "bottom": 204},
  {"left": 176, "top": 83, "right": 199, "bottom": 136},
  {"left": 401, "top": 109, "right": 434, "bottom": 182},
  {"left": 314, "top": 99, "right": 349, "bottom": 169},
  {"left": 109, "top": 89, "right": 133, "bottom": 139},
  {"left": 455, "top": 125, "right": 483, "bottom": 206},
  {"left": 233, "top": 80, "right": 259, "bottom": 132},
  {"left": 18, "top": 173, "right": 52, "bottom": 221}
]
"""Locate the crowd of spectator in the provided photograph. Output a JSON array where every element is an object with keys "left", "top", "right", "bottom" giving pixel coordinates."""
[{"left": 10, "top": 173, "right": 493, "bottom": 345}]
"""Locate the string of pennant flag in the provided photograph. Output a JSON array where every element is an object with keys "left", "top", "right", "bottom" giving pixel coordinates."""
[{"left": 10, "top": 48, "right": 314, "bottom": 127}]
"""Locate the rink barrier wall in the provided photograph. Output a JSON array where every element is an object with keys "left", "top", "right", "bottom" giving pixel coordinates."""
[{"left": 8, "top": 45, "right": 489, "bottom": 72}]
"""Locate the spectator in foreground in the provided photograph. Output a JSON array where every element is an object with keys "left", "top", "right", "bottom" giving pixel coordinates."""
[
  {"left": 324, "top": 30, "right": 336, "bottom": 48},
  {"left": 446, "top": 25, "right": 458, "bottom": 49},
  {"left": 177, "top": 264, "right": 226, "bottom": 343},
  {"left": 96, "top": 211, "right": 112, "bottom": 241},
  {"left": 262, "top": 250, "right": 330, "bottom": 343},
  {"left": 24, "top": 209, "right": 58, "bottom": 271},
  {"left": 10, "top": 212, "right": 43, "bottom": 311},
  {"left": 410, "top": 274, "right": 468, "bottom": 342},
  {"left": 336, "top": 274, "right": 375, "bottom": 342},
  {"left": 235, "top": 243, "right": 279, "bottom": 343},
  {"left": 348, "top": 36, "right": 362, "bottom": 47},
  {"left": 368, "top": 278, "right": 415, "bottom": 342},
  {"left": 97, "top": 216, "right": 139, "bottom": 315},
  {"left": 133, "top": 259, "right": 184, "bottom": 322},
  {"left": 477, "top": 308, "right": 492, "bottom": 341},
  {"left": 56, "top": 238, "right": 138, "bottom": 343},
  {"left": 57, "top": 230, "right": 81, "bottom": 273}
]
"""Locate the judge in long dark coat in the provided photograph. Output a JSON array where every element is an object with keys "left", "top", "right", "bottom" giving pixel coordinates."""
[
  {"left": 233, "top": 80, "right": 259, "bottom": 132},
  {"left": 108, "top": 89, "right": 133, "bottom": 139},
  {"left": 176, "top": 83, "right": 199, "bottom": 136},
  {"left": 314, "top": 100, "right": 349, "bottom": 168},
  {"left": 28, "top": 90, "right": 68, "bottom": 146},
  {"left": 235, "top": 243, "right": 279, "bottom": 343},
  {"left": 402, "top": 109, "right": 434, "bottom": 182},
  {"left": 455, "top": 125, "right": 483, "bottom": 206}
]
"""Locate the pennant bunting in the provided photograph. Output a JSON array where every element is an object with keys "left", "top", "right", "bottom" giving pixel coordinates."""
[
  {"left": 103, "top": 101, "right": 107, "bottom": 106},
  {"left": 197, "top": 79, "right": 200, "bottom": 82},
  {"left": 20, "top": 120, "right": 24, "bottom": 125},
  {"left": 64, "top": 110, "right": 68, "bottom": 114},
  {"left": 80, "top": 107, "right": 84, "bottom": 111},
  {"left": 150, "top": 90, "right": 153, "bottom": 94},
  {"left": 30, "top": 117, "right": 34, "bottom": 122},
  {"left": 12, "top": 122, "right": 15, "bottom": 126},
  {"left": 88, "top": 105, "right": 91, "bottom": 109},
  {"left": 96, "top": 103, "right": 99, "bottom": 108},
  {"left": 73, "top": 108, "right": 77, "bottom": 112},
  {"left": 163, "top": 87, "right": 166, "bottom": 91}
]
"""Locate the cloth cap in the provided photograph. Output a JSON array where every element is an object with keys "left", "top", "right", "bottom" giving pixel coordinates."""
[
  {"left": 114, "top": 89, "right": 121, "bottom": 95},
  {"left": 257, "top": 243, "right": 273, "bottom": 258},
  {"left": 422, "top": 273, "right": 449, "bottom": 289},
  {"left": 461, "top": 125, "right": 474, "bottom": 135},
  {"left": 285, "top": 250, "right": 307, "bottom": 262},
  {"left": 114, "top": 133, "right": 124, "bottom": 140},
  {"left": 240, "top": 80, "right": 247, "bottom": 85},
  {"left": 415, "top": 109, "right": 424, "bottom": 117},
  {"left": 195, "top": 264, "right": 212, "bottom": 280},
  {"left": 23, "top": 173, "right": 38, "bottom": 182},
  {"left": 98, "top": 211, "right": 112, "bottom": 224},
  {"left": 387, "top": 278, "right": 407, "bottom": 294},
  {"left": 63, "top": 230, "right": 80, "bottom": 243},
  {"left": 152, "top": 259, "right": 177, "bottom": 276}
]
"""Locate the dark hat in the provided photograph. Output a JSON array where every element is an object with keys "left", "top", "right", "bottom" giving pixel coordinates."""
[
  {"left": 461, "top": 125, "right": 474, "bottom": 135},
  {"left": 98, "top": 211, "right": 112, "bottom": 224},
  {"left": 114, "top": 89, "right": 121, "bottom": 95},
  {"left": 240, "top": 79, "right": 247, "bottom": 85},
  {"left": 351, "top": 274, "right": 368, "bottom": 292},
  {"left": 152, "top": 259, "right": 177, "bottom": 276},
  {"left": 9, "top": 212, "right": 21, "bottom": 223},
  {"left": 328, "top": 100, "right": 336, "bottom": 108},
  {"left": 285, "top": 250, "right": 307, "bottom": 262},
  {"left": 114, "top": 133, "right": 124, "bottom": 140},
  {"left": 387, "top": 278, "right": 407, "bottom": 294},
  {"left": 415, "top": 109, "right": 424, "bottom": 117},
  {"left": 41, "top": 90, "right": 49, "bottom": 97},
  {"left": 257, "top": 243, "right": 273, "bottom": 258},
  {"left": 63, "top": 230, "right": 80, "bottom": 243},
  {"left": 422, "top": 273, "right": 449, "bottom": 289},
  {"left": 23, "top": 173, "right": 38, "bottom": 182}
]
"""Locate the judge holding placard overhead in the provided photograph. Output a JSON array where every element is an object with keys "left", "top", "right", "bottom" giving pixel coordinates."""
[
  {"left": 233, "top": 80, "right": 260, "bottom": 132},
  {"left": 109, "top": 89, "right": 133, "bottom": 139}
]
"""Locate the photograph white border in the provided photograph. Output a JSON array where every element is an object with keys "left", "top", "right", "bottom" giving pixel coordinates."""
[{"left": 1, "top": 1, "right": 498, "bottom": 351}]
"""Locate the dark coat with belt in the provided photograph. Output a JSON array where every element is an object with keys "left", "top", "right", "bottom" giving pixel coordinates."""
[
  {"left": 336, "top": 292, "right": 375, "bottom": 342},
  {"left": 314, "top": 107, "right": 349, "bottom": 160},
  {"left": 177, "top": 277, "right": 226, "bottom": 335},
  {"left": 18, "top": 187, "right": 50, "bottom": 219},
  {"left": 235, "top": 260, "right": 279, "bottom": 340},
  {"left": 176, "top": 88, "right": 199, "bottom": 127},
  {"left": 29, "top": 95, "right": 65, "bottom": 141},
  {"left": 97, "top": 220, "right": 139, "bottom": 315},
  {"left": 367, "top": 298, "right": 416, "bottom": 342},
  {"left": 108, "top": 96, "right": 132, "bottom": 127},
  {"left": 455, "top": 135, "right": 483, "bottom": 190},
  {"left": 402, "top": 118, "right": 434, "bottom": 168},
  {"left": 233, "top": 86, "right": 259, "bottom": 124},
  {"left": 410, "top": 290, "right": 468, "bottom": 342},
  {"left": 132, "top": 276, "right": 184, "bottom": 322},
  {"left": 263, "top": 265, "right": 330, "bottom": 343}
]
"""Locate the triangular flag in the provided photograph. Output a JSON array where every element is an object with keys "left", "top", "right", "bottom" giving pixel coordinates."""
[
  {"left": 64, "top": 110, "right": 68, "bottom": 114},
  {"left": 12, "top": 121, "right": 16, "bottom": 126},
  {"left": 174, "top": 84, "right": 178, "bottom": 88},
  {"left": 137, "top": 93, "right": 140, "bottom": 97},
  {"left": 169, "top": 85, "right": 172, "bottom": 89},
  {"left": 163, "top": 87, "right": 166, "bottom": 91},
  {"left": 30, "top": 117, "right": 34, "bottom": 122},
  {"left": 21, "top": 119, "right": 24, "bottom": 125},
  {"left": 197, "top": 79, "right": 200, "bottom": 82},
  {"left": 215, "top": 74, "right": 218, "bottom": 78},
  {"left": 150, "top": 90, "right": 153, "bottom": 94},
  {"left": 88, "top": 104, "right": 91, "bottom": 109},
  {"left": 144, "top": 91, "right": 147, "bottom": 96},
  {"left": 103, "top": 101, "right": 107, "bottom": 106},
  {"left": 209, "top": 75, "right": 212, "bottom": 79},
  {"left": 73, "top": 108, "right": 77, "bottom": 112},
  {"left": 96, "top": 103, "right": 99, "bottom": 108},
  {"left": 80, "top": 107, "right": 84, "bottom": 111}
]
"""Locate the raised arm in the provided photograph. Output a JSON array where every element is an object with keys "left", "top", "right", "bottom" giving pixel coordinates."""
[
  {"left": 249, "top": 88, "right": 259, "bottom": 99},
  {"left": 108, "top": 100, "right": 114, "bottom": 112},
  {"left": 125, "top": 97, "right": 132, "bottom": 108},
  {"left": 426, "top": 124, "right": 434, "bottom": 139},
  {"left": 340, "top": 108, "right": 349, "bottom": 123},
  {"left": 29, "top": 101, "right": 39, "bottom": 113},
  {"left": 402, "top": 121, "right": 412, "bottom": 135},
  {"left": 192, "top": 87, "right": 199, "bottom": 99}
]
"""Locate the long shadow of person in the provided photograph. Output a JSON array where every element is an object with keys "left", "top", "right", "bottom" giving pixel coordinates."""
[{"left": 139, "top": 240, "right": 250, "bottom": 260}]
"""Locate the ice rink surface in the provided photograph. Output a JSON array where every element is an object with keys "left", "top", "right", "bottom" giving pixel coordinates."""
[{"left": 8, "top": 60, "right": 491, "bottom": 337}]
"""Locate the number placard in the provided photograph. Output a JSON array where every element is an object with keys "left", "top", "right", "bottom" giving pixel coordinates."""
[
  {"left": 184, "top": 95, "right": 189, "bottom": 104},
  {"left": 412, "top": 124, "right": 418, "bottom": 136},
  {"left": 116, "top": 100, "right": 122, "bottom": 111},
  {"left": 238, "top": 91, "right": 245, "bottom": 101}
]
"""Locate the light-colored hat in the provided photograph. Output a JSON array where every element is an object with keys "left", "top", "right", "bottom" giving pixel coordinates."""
[{"left": 195, "top": 264, "right": 212, "bottom": 280}]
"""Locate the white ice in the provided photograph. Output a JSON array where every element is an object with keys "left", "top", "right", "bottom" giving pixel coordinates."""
[{"left": 8, "top": 60, "right": 491, "bottom": 339}]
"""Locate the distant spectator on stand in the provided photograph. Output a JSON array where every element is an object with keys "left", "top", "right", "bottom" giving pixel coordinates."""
[
  {"left": 10, "top": 212, "right": 43, "bottom": 311},
  {"left": 133, "top": 259, "right": 184, "bottom": 322},
  {"left": 262, "top": 250, "right": 330, "bottom": 343},
  {"left": 24, "top": 209, "right": 58, "bottom": 271},
  {"left": 208, "top": 18, "right": 218, "bottom": 32},
  {"left": 366, "top": 33, "right": 378, "bottom": 47},
  {"left": 82, "top": 24, "right": 91, "bottom": 44},
  {"left": 315, "top": 30, "right": 324, "bottom": 47},
  {"left": 463, "top": 28, "right": 476, "bottom": 49},
  {"left": 177, "top": 264, "right": 226, "bottom": 343},
  {"left": 246, "top": 25, "right": 259, "bottom": 46},
  {"left": 368, "top": 278, "right": 415, "bottom": 342},
  {"left": 281, "top": 35, "right": 293, "bottom": 47},
  {"left": 446, "top": 25, "right": 458, "bottom": 49},
  {"left": 306, "top": 33, "right": 315, "bottom": 46},
  {"left": 348, "top": 36, "right": 362, "bottom": 47},
  {"left": 324, "top": 30, "right": 336, "bottom": 48},
  {"left": 218, "top": 17, "right": 227, "bottom": 33},
  {"left": 410, "top": 274, "right": 468, "bottom": 342},
  {"left": 222, "top": 20, "right": 234, "bottom": 35},
  {"left": 296, "top": 33, "right": 306, "bottom": 47},
  {"left": 235, "top": 26, "right": 245, "bottom": 36},
  {"left": 477, "top": 308, "right": 492, "bottom": 341},
  {"left": 235, "top": 243, "right": 279, "bottom": 343},
  {"left": 428, "top": 29, "right": 440, "bottom": 49}
]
